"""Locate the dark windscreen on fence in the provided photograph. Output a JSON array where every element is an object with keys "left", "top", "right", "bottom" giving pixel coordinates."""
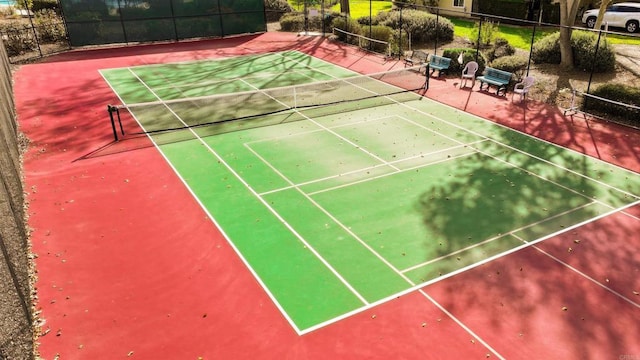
[{"left": 59, "top": 0, "right": 266, "bottom": 46}]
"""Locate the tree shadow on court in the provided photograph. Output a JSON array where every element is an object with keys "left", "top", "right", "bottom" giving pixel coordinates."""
[{"left": 415, "top": 124, "right": 640, "bottom": 358}]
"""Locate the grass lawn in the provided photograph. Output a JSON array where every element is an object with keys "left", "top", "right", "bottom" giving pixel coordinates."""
[
  {"left": 449, "top": 17, "right": 640, "bottom": 49},
  {"left": 285, "top": 2, "right": 640, "bottom": 48},
  {"left": 449, "top": 18, "right": 555, "bottom": 50},
  {"left": 330, "top": 0, "right": 392, "bottom": 19}
]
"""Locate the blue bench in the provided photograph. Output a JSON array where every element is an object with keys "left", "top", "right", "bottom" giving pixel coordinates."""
[
  {"left": 477, "top": 67, "right": 513, "bottom": 96},
  {"left": 429, "top": 55, "right": 451, "bottom": 77}
]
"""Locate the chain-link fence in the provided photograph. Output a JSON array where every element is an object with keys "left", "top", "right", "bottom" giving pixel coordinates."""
[
  {"left": 2, "top": 0, "right": 269, "bottom": 63},
  {"left": 0, "top": 35, "right": 33, "bottom": 360},
  {"left": 275, "top": 0, "right": 639, "bottom": 126},
  {"left": 60, "top": 0, "right": 267, "bottom": 47},
  {"left": 0, "top": 0, "right": 70, "bottom": 63}
]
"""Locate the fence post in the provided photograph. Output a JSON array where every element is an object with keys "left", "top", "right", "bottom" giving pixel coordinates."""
[
  {"left": 399, "top": 8, "right": 402, "bottom": 59},
  {"left": 169, "top": 0, "right": 179, "bottom": 41},
  {"left": 304, "top": 0, "right": 308, "bottom": 33},
  {"left": 526, "top": 22, "right": 537, "bottom": 76},
  {"left": 23, "top": 0, "right": 43, "bottom": 58},
  {"left": 434, "top": 7, "right": 439, "bottom": 55},
  {"left": 584, "top": 28, "right": 604, "bottom": 109},
  {"left": 369, "top": 0, "right": 372, "bottom": 50},
  {"left": 321, "top": 0, "right": 325, "bottom": 35},
  {"left": 475, "top": 17, "right": 482, "bottom": 63},
  {"left": 116, "top": 0, "right": 129, "bottom": 44}
]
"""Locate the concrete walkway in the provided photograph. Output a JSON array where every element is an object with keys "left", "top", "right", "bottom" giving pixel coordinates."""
[{"left": 615, "top": 44, "right": 640, "bottom": 77}]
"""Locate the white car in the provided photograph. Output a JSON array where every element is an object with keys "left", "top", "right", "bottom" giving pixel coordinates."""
[{"left": 582, "top": 2, "right": 640, "bottom": 33}]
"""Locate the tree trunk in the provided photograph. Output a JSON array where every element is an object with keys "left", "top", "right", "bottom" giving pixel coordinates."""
[
  {"left": 594, "top": 0, "right": 612, "bottom": 30},
  {"left": 558, "top": 0, "right": 581, "bottom": 68},
  {"left": 340, "top": 0, "right": 350, "bottom": 16}
]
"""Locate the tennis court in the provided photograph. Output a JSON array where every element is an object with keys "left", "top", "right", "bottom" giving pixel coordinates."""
[{"left": 100, "top": 49, "right": 640, "bottom": 335}]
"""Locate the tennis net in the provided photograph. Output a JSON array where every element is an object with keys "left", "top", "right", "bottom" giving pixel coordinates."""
[{"left": 107, "top": 65, "right": 428, "bottom": 141}]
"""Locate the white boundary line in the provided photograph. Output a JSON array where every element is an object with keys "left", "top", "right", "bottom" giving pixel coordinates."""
[
  {"left": 98, "top": 68, "right": 307, "bottom": 332},
  {"left": 512, "top": 234, "right": 640, "bottom": 309},
  {"left": 249, "top": 115, "right": 485, "bottom": 196},
  {"left": 419, "top": 290, "right": 506, "bottom": 360},
  {"left": 401, "top": 201, "right": 597, "bottom": 273},
  {"left": 99, "top": 50, "right": 640, "bottom": 339}
]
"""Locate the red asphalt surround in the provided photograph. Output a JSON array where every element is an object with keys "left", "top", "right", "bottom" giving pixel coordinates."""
[{"left": 17, "top": 32, "right": 640, "bottom": 359}]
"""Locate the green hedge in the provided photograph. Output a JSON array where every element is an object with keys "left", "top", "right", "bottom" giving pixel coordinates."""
[
  {"left": 571, "top": 31, "right": 615, "bottom": 72},
  {"left": 32, "top": 0, "right": 58, "bottom": 12},
  {"left": 376, "top": 9, "right": 454, "bottom": 43},
  {"left": 532, "top": 30, "right": 615, "bottom": 73},
  {"left": 485, "top": 37, "right": 515, "bottom": 62},
  {"left": 265, "top": 0, "right": 292, "bottom": 22},
  {"left": 490, "top": 55, "right": 528, "bottom": 80},
  {"left": 583, "top": 84, "right": 640, "bottom": 124},
  {"left": 279, "top": 12, "right": 335, "bottom": 32}
]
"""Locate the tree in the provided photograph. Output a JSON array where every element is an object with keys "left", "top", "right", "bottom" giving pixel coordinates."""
[
  {"left": 557, "top": 0, "right": 582, "bottom": 68},
  {"left": 593, "top": 0, "right": 613, "bottom": 30}
]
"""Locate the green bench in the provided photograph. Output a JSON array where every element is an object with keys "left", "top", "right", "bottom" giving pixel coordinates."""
[
  {"left": 429, "top": 55, "right": 451, "bottom": 77},
  {"left": 477, "top": 67, "right": 513, "bottom": 96}
]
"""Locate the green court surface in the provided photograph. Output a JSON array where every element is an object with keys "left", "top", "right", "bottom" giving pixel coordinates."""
[{"left": 100, "top": 51, "right": 640, "bottom": 334}]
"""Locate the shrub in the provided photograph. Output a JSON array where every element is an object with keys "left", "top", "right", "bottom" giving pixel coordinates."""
[
  {"left": 490, "top": 55, "right": 528, "bottom": 80},
  {"left": 279, "top": 13, "right": 305, "bottom": 32},
  {"left": 365, "top": 25, "right": 393, "bottom": 54},
  {"left": 265, "top": 0, "right": 293, "bottom": 22},
  {"left": 279, "top": 13, "right": 330, "bottom": 32},
  {"left": 373, "top": 10, "right": 390, "bottom": 25},
  {"left": 532, "top": 31, "right": 615, "bottom": 73},
  {"left": 583, "top": 84, "right": 640, "bottom": 124},
  {"left": 470, "top": 20, "right": 499, "bottom": 46},
  {"left": 442, "top": 48, "right": 486, "bottom": 76},
  {"left": 31, "top": 0, "right": 58, "bottom": 12},
  {"left": 357, "top": 15, "right": 371, "bottom": 26},
  {"left": 571, "top": 30, "right": 615, "bottom": 72},
  {"left": 0, "top": 22, "right": 37, "bottom": 56},
  {"left": 531, "top": 32, "right": 561, "bottom": 64},
  {"left": 34, "top": 9, "right": 66, "bottom": 43},
  {"left": 331, "top": 16, "right": 362, "bottom": 43},
  {"left": 484, "top": 37, "right": 515, "bottom": 62},
  {"left": 389, "top": 31, "right": 409, "bottom": 57},
  {"left": 377, "top": 9, "right": 454, "bottom": 44}
]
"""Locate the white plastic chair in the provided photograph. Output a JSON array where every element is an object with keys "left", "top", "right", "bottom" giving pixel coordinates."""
[
  {"left": 460, "top": 61, "right": 478, "bottom": 89},
  {"left": 512, "top": 76, "right": 535, "bottom": 101}
]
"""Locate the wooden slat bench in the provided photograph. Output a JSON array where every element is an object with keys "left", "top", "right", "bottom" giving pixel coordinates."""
[
  {"left": 429, "top": 55, "right": 451, "bottom": 77},
  {"left": 477, "top": 67, "right": 512, "bottom": 96},
  {"left": 404, "top": 50, "right": 428, "bottom": 67}
]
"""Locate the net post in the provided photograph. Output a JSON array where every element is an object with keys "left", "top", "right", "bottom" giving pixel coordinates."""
[
  {"left": 424, "top": 64, "right": 430, "bottom": 90},
  {"left": 107, "top": 105, "right": 119, "bottom": 141}
]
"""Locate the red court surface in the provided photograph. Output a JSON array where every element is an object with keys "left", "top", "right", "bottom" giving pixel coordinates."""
[{"left": 16, "top": 32, "right": 640, "bottom": 359}]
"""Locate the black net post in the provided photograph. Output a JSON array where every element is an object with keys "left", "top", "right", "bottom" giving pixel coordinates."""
[{"left": 107, "top": 105, "right": 125, "bottom": 141}]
